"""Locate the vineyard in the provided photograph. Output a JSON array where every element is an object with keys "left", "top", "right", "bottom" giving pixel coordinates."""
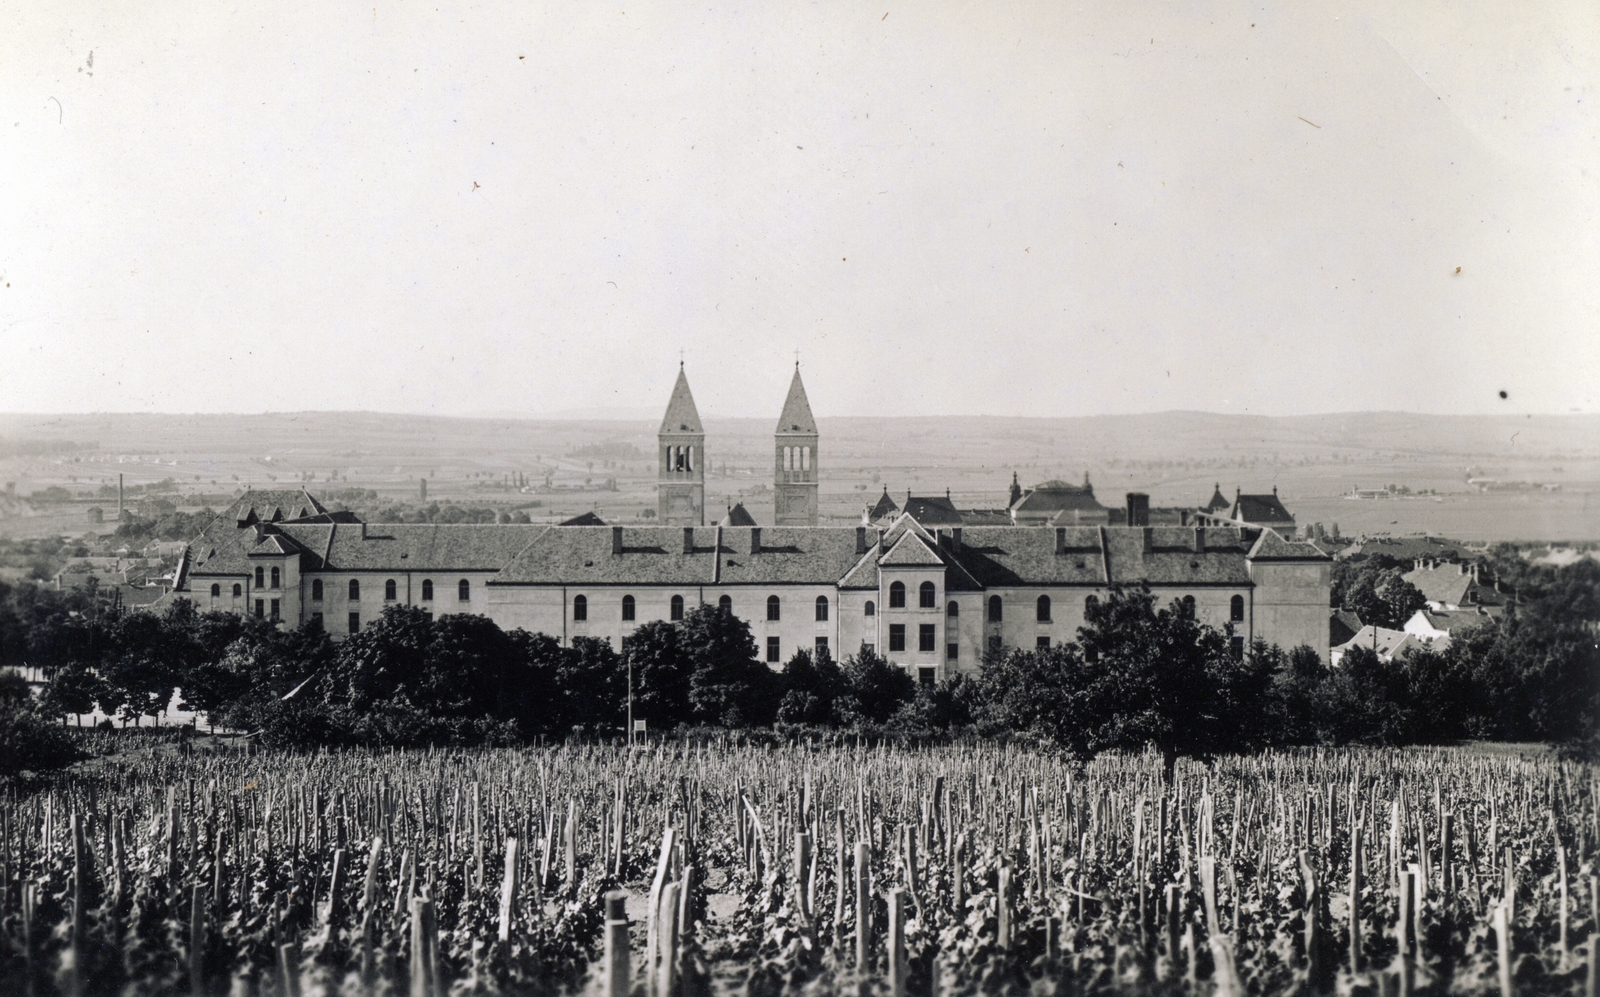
[{"left": 3, "top": 740, "right": 1598, "bottom": 996}]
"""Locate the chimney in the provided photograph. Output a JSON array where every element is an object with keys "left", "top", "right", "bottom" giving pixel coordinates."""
[
  {"left": 612, "top": 526, "right": 624, "bottom": 555},
  {"left": 360, "top": 522, "right": 367, "bottom": 540},
  {"left": 877, "top": 528, "right": 886, "bottom": 550},
  {"left": 1180, "top": 510, "right": 1190, "bottom": 526},
  {"left": 1193, "top": 527, "right": 1206, "bottom": 553},
  {"left": 751, "top": 527, "right": 762, "bottom": 554},
  {"left": 856, "top": 526, "right": 868, "bottom": 555},
  {"left": 1126, "top": 492, "right": 1150, "bottom": 528},
  {"left": 951, "top": 527, "right": 962, "bottom": 551},
  {"left": 1142, "top": 526, "right": 1154, "bottom": 553},
  {"left": 1458, "top": 562, "right": 1466, "bottom": 576},
  {"left": 683, "top": 527, "right": 695, "bottom": 555},
  {"left": 1055, "top": 527, "right": 1067, "bottom": 555}
]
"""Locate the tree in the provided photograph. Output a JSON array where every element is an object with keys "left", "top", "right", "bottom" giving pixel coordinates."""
[
  {"left": 621, "top": 620, "right": 694, "bottom": 728},
  {"left": 0, "top": 702, "right": 82, "bottom": 776},
  {"left": 972, "top": 643, "right": 1085, "bottom": 744},
  {"left": 838, "top": 643, "right": 915, "bottom": 725},
  {"left": 776, "top": 647, "right": 845, "bottom": 726},
  {"left": 680, "top": 604, "right": 777, "bottom": 726}
]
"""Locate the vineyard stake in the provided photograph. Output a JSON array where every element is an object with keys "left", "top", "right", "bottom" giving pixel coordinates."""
[
  {"left": 835, "top": 809, "right": 847, "bottom": 947},
  {"left": 887, "top": 887, "right": 907, "bottom": 997},
  {"left": 856, "top": 841, "right": 872, "bottom": 970},
  {"left": 657, "top": 882, "right": 680, "bottom": 997},
  {"left": 604, "top": 890, "right": 630, "bottom": 997},
  {"left": 1493, "top": 904, "right": 1513, "bottom": 997},
  {"left": 278, "top": 942, "right": 301, "bottom": 997},
  {"left": 326, "top": 847, "right": 348, "bottom": 926},
  {"left": 1350, "top": 822, "right": 1363, "bottom": 976},
  {"left": 1163, "top": 883, "right": 1180, "bottom": 981},
  {"left": 1584, "top": 932, "right": 1598, "bottom": 997},
  {"left": 1396, "top": 865, "right": 1413, "bottom": 997},
  {"left": 998, "top": 861, "right": 1012, "bottom": 951},
  {"left": 190, "top": 882, "right": 205, "bottom": 996},
  {"left": 498, "top": 836, "right": 519, "bottom": 943},
  {"left": 1558, "top": 843, "right": 1570, "bottom": 969}
]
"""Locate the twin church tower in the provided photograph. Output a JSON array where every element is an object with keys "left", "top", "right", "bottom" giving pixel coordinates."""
[{"left": 658, "top": 364, "right": 818, "bottom": 527}]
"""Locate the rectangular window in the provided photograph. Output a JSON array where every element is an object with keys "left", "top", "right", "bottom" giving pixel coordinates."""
[
  {"left": 918, "top": 623, "right": 936, "bottom": 652},
  {"left": 1036, "top": 636, "right": 1051, "bottom": 650},
  {"left": 255, "top": 567, "right": 264, "bottom": 588},
  {"left": 1231, "top": 635, "right": 1245, "bottom": 661},
  {"left": 348, "top": 612, "right": 361, "bottom": 634},
  {"left": 766, "top": 636, "right": 781, "bottom": 663},
  {"left": 254, "top": 599, "right": 264, "bottom": 618},
  {"left": 947, "top": 642, "right": 959, "bottom": 661},
  {"left": 889, "top": 624, "right": 906, "bottom": 652},
  {"left": 814, "top": 636, "right": 829, "bottom": 658},
  {"left": 918, "top": 666, "right": 936, "bottom": 687},
  {"left": 270, "top": 599, "right": 280, "bottom": 622}
]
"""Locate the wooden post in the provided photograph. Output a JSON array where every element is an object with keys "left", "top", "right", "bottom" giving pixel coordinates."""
[
  {"left": 1300, "top": 848, "right": 1324, "bottom": 989},
  {"left": 952, "top": 833, "right": 966, "bottom": 915},
  {"left": 795, "top": 832, "right": 813, "bottom": 919},
  {"left": 410, "top": 896, "right": 436, "bottom": 997},
  {"left": 1164, "top": 883, "right": 1180, "bottom": 981},
  {"left": 1350, "top": 822, "right": 1363, "bottom": 976},
  {"left": 1584, "top": 932, "right": 1598, "bottom": 997},
  {"left": 190, "top": 883, "right": 205, "bottom": 995},
  {"left": 1558, "top": 844, "right": 1570, "bottom": 969},
  {"left": 278, "top": 942, "right": 301, "bottom": 997},
  {"left": 325, "top": 848, "right": 347, "bottom": 927},
  {"left": 834, "top": 809, "right": 847, "bottom": 947},
  {"left": 1396, "top": 869, "right": 1413, "bottom": 997},
  {"left": 69, "top": 813, "right": 85, "bottom": 997},
  {"left": 1493, "top": 904, "right": 1513, "bottom": 997},
  {"left": 604, "top": 891, "right": 630, "bottom": 997},
  {"left": 998, "top": 861, "right": 1012, "bottom": 951},
  {"left": 887, "top": 887, "right": 907, "bottom": 997},
  {"left": 499, "top": 836, "right": 520, "bottom": 943},
  {"left": 657, "top": 882, "right": 681, "bottom": 997},
  {"left": 855, "top": 841, "right": 872, "bottom": 970}
]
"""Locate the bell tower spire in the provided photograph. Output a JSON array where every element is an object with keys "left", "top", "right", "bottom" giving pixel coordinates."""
[
  {"left": 657, "top": 366, "right": 705, "bottom": 526},
  {"left": 773, "top": 366, "right": 819, "bottom": 526}
]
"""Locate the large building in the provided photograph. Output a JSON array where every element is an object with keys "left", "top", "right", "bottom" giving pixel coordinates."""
[{"left": 175, "top": 367, "right": 1333, "bottom": 674}]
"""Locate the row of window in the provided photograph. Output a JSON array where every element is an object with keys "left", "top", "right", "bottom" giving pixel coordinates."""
[
  {"left": 765, "top": 635, "right": 829, "bottom": 663},
  {"left": 212, "top": 578, "right": 477, "bottom": 603},
  {"left": 574, "top": 593, "right": 838, "bottom": 623}
]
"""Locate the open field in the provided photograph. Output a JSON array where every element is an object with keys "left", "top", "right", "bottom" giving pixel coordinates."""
[
  {"left": 0, "top": 411, "right": 1597, "bottom": 541},
  {"left": 6, "top": 740, "right": 1598, "bottom": 996}
]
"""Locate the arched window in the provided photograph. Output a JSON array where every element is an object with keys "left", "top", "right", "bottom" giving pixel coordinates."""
[
  {"left": 670, "top": 594, "right": 684, "bottom": 621},
  {"left": 1181, "top": 595, "right": 1196, "bottom": 620},
  {"left": 864, "top": 600, "right": 876, "bottom": 617},
  {"left": 1230, "top": 595, "right": 1245, "bottom": 622},
  {"left": 1037, "top": 595, "right": 1052, "bottom": 622},
  {"left": 802, "top": 446, "right": 810, "bottom": 471},
  {"left": 385, "top": 579, "right": 397, "bottom": 601},
  {"left": 421, "top": 579, "right": 433, "bottom": 601},
  {"left": 255, "top": 566, "right": 265, "bottom": 588},
  {"left": 919, "top": 581, "right": 936, "bottom": 608},
  {"left": 458, "top": 579, "right": 470, "bottom": 601},
  {"left": 622, "top": 595, "right": 636, "bottom": 621},
  {"left": 349, "top": 579, "right": 360, "bottom": 601},
  {"left": 270, "top": 567, "right": 281, "bottom": 589},
  {"left": 210, "top": 583, "right": 221, "bottom": 598},
  {"left": 232, "top": 583, "right": 242, "bottom": 598},
  {"left": 767, "top": 595, "right": 781, "bottom": 621},
  {"left": 573, "top": 594, "right": 587, "bottom": 621},
  {"left": 312, "top": 579, "right": 323, "bottom": 601},
  {"left": 947, "top": 600, "right": 959, "bottom": 618},
  {"left": 889, "top": 581, "right": 906, "bottom": 608},
  {"left": 718, "top": 594, "right": 732, "bottom": 614},
  {"left": 1085, "top": 594, "right": 1099, "bottom": 612},
  {"left": 988, "top": 595, "right": 1003, "bottom": 622},
  {"left": 815, "top": 596, "right": 829, "bottom": 621}
]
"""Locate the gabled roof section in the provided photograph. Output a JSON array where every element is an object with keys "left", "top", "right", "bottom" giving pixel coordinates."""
[
  {"left": 1011, "top": 480, "right": 1107, "bottom": 515},
  {"left": 1246, "top": 529, "right": 1330, "bottom": 561},
  {"left": 723, "top": 503, "right": 758, "bottom": 527},
  {"left": 659, "top": 366, "right": 704, "bottom": 435},
  {"left": 247, "top": 533, "right": 301, "bottom": 557},
  {"left": 775, "top": 367, "right": 817, "bottom": 435},
  {"left": 903, "top": 494, "right": 964, "bottom": 526},
  {"left": 878, "top": 530, "right": 946, "bottom": 568},
  {"left": 1202, "top": 484, "right": 1230, "bottom": 513},
  {"left": 1402, "top": 564, "right": 1475, "bottom": 607},
  {"left": 559, "top": 512, "right": 607, "bottom": 526},
  {"left": 1333, "top": 625, "right": 1419, "bottom": 661},
  {"left": 1232, "top": 490, "right": 1295, "bottom": 525},
  {"left": 868, "top": 486, "right": 899, "bottom": 521}
]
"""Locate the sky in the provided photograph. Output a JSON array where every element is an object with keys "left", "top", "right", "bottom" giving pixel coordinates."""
[{"left": 1, "top": 0, "right": 1595, "bottom": 420}]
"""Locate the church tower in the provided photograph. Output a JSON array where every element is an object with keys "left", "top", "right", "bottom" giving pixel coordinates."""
[
  {"left": 658, "top": 365, "right": 705, "bottom": 526},
  {"left": 773, "top": 365, "right": 819, "bottom": 526}
]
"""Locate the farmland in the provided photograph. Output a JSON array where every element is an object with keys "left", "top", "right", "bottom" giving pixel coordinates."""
[{"left": 6, "top": 740, "right": 1597, "bottom": 996}]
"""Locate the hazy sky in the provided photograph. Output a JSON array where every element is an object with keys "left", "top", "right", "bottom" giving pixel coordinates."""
[{"left": 2, "top": 0, "right": 1595, "bottom": 420}]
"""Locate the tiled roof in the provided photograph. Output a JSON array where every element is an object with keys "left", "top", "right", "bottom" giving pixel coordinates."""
[
  {"left": 494, "top": 526, "right": 864, "bottom": 587},
  {"left": 247, "top": 534, "right": 302, "bottom": 557},
  {"left": 945, "top": 526, "right": 1255, "bottom": 587},
  {"left": 314, "top": 523, "right": 547, "bottom": 573},
  {"left": 879, "top": 530, "right": 945, "bottom": 567},
  {"left": 902, "top": 494, "right": 964, "bottom": 526},
  {"left": 723, "top": 503, "right": 758, "bottom": 527},
  {"left": 1231, "top": 491, "right": 1295, "bottom": 525},
  {"left": 721, "top": 528, "right": 867, "bottom": 585},
  {"left": 559, "top": 512, "right": 607, "bottom": 526},
  {"left": 1339, "top": 535, "right": 1479, "bottom": 563},
  {"left": 1202, "top": 484, "right": 1230, "bottom": 513},
  {"left": 1012, "top": 481, "right": 1107, "bottom": 515},
  {"left": 1329, "top": 609, "right": 1363, "bottom": 646},
  {"left": 957, "top": 509, "right": 1013, "bottom": 526},
  {"left": 1418, "top": 609, "right": 1494, "bottom": 634},
  {"left": 1402, "top": 564, "right": 1473, "bottom": 606},
  {"left": 1333, "top": 625, "right": 1419, "bottom": 661},
  {"left": 775, "top": 368, "right": 818, "bottom": 435},
  {"left": 659, "top": 367, "right": 704, "bottom": 435},
  {"left": 868, "top": 487, "right": 899, "bottom": 521},
  {"left": 1246, "top": 529, "right": 1330, "bottom": 561}
]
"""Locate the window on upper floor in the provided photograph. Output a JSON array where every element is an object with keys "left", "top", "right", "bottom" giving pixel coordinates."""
[
  {"left": 766, "top": 636, "right": 780, "bottom": 663},
  {"left": 814, "top": 636, "right": 829, "bottom": 659},
  {"left": 864, "top": 600, "right": 875, "bottom": 617},
  {"left": 232, "top": 583, "right": 242, "bottom": 598},
  {"left": 1181, "top": 595, "right": 1196, "bottom": 620},
  {"left": 671, "top": 595, "right": 684, "bottom": 621},
  {"left": 919, "top": 581, "right": 936, "bottom": 608},
  {"left": 1230, "top": 595, "right": 1245, "bottom": 622},
  {"left": 888, "top": 624, "right": 906, "bottom": 652},
  {"left": 349, "top": 579, "right": 360, "bottom": 601},
  {"left": 210, "top": 583, "right": 220, "bottom": 598},
  {"left": 988, "top": 595, "right": 1003, "bottom": 622},
  {"left": 348, "top": 612, "right": 360, "bottom": 633},
  {"left": 919, "top": 623, "right": 936, "bottom": 652},
  {"left": 385, "top": 579, "right": 397, "bottom": 601},
  {"left": 767, "top": 595, "right": 781, "bottom": 621},
  {"left": 1036, "top": 595, "right": 1051, "bottom": 623},
  {"left": 1231, "top": 635, "right": 1245, "bottom": 660},
  {"left": 718, "top": 594, "right": 732, "bottom": 614},
  {"left": 947, "top": 642, "right": 959, "bottom": 661},
  {"left": 458, "top": 579, "right": 470, "bottom": 601},
  {"left": 270, "top": 567, "right": 280, "bottom": 589},
  {"left": 255, "top": 566, "right": 265, "bottom": 588},
  {"left": 270, "top": 599, "right": 280, "bottom": 622},
  {"left": 947, "top": 601, "right": 959, "bottom": 618},
  {"left": 421, "top": 579, "right": 433, "bottom": 601},
  {"left": 889, "top": 581, "right": 905, "bottom": 608},
  {"left": 572, "top": 594, "right": 587, "bottom": 621},
  {"left": 815, "top": 596, "right": 829, "bottom": 621},
  {"left": 311, "top": 579, "right": 323, "bottom": 601},
  {"left": 1086, "top": 594, "right": 1099, "bottom": 613},
  {"left": 255, "top": 599, "right": 264, "bottom": 618},
  {"left": 622, "top": 595, "right": 636, "bottom": 621}
]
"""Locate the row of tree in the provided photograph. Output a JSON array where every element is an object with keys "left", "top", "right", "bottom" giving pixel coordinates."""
[{"left": 4, "top": 573, "right": 1595, "bottom": 775}]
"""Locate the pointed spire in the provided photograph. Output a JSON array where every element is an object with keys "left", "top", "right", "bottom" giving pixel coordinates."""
[
  {"left": 659, "top": 366, "right": 704, "bottom": 435},
  {"left": 775, "top": 367, "right": 818, "bottom": 435}
]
